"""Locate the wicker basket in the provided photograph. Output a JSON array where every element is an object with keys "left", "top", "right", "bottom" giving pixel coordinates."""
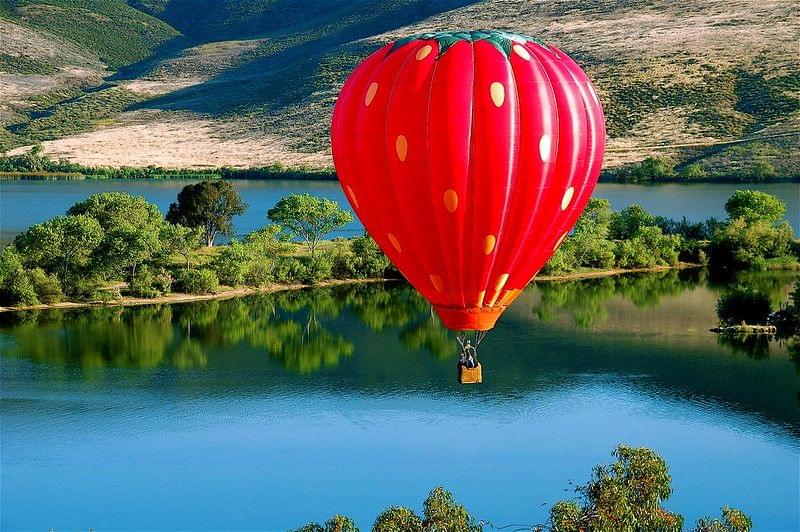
[{"left": 459, "top": 363, "right": 482, "bottom": 384}]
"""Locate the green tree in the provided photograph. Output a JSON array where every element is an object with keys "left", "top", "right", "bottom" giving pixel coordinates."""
[
  {"left": 0, "top": 247, "right": 38, "bottom": 306},
  {"left": 724, "top": 190, "right": 787, "bottom": 225},
  {"left": 167, "top": 180, "right": 247, "bottom": 246},
  {"left": 212, "top": 240, "right": 253, "bottom": 286},
  {"left": 610, "top": 204, "right": 657, "bottom": 240},
  {"left": 160, "top": 223, "right": 201, "bottom": 270},
  {"left": 14, "top": 215, "right": 103, "bottom": 283},
  {"left": 544, "top": 199, "right": 616, "bottom": 274},
  {"left": 68, "top": 192, "right": 164, "bottom": 278},
  {"left": 550, "top": 445, "right": 684, "bottom": 531},
  {"left": 749, "top": 160, "right": 777, "bottom": 182},
  {"left": 373, "top": 507, "right": 423, "bottom": 531},
  {"left": 615, "top": 226, "right": 680, "bottom": 268},
  {"left": 679, "top": 162, "right": 706, "bottom": 181},
  {"left": 293, "top": 515, "right": 358, "bottom": 532},
  {"left": 243, "top": 224, "right": 292, "bottom": 276},
  {"left": 27, "top": 268, "right": 64, "bottom": 304},
  {"left": 574, "top": 198, "right": 613, "bottom": 237},
  {"left": 370, "top": 486, "right": 480, "bottom": 531},
  {"left": 268, "top": 193, "right": 353, "bottom": 258},
  {"left": 709, "top": 218, "right": 793, "bottom": 270},
  {"left": 694, "top": 507, "right": 753, "bottom": 532}
]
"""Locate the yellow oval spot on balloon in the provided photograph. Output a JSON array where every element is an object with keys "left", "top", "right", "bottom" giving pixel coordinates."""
[
  {"left": 364, "top": 82, "right": 378, "bottom": 106},
  {"left": 416, "top": 45, "right": 432, "bottom": 60},
  {"left": 539, "top": 134, "right": 551, "bottom": 162},
  {"left": 387, "top": 233, "right": 402, "bottom": 253},
  {"left": 483, "top": 234, "right": 496, "bottom": 255},
  {"left": 554, "top": 231, "right": 568, "bottom": 250},
  {"left": 346, "top": 185, "right": 359, "bottom": 208},
  {"left": 512, "top": 44, "right": 530, "bottom": 60},
  {"left": 395, "top": 135, "right": 407, "bottom": 161},
  {"left": 430, "top": 274, "right": 444, "bottom": 292},
  {"left": 495, "top": 273, "right": 509, "bottom": 293},
  {"left": 561, "top": 186, "right": 575, "bottom": 211},
  {"left": 490, "top": 82, "right": 505, "bottom": 107},
  {"left": 476, "top": 290, "right": 486, "bottom": 307},
  {"left": 443, "top": 189, "right": 458, "bottom": 213}
]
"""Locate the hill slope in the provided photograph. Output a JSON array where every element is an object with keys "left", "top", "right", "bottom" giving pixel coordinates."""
[{"left": 1, "top": 0, "right": 798, "bottom": 175}]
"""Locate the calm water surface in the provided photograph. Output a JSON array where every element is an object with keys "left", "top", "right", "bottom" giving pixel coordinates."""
[
  {"left": 1, "top": 271, "right": 798, "bottom": 530},
  {"left": 1, "top": 180, "right": 797, "bottom": 243}
]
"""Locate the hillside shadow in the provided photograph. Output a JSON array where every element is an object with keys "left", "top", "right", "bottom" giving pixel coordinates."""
[{"left": 129, "top": 0, "right": 478, "bottom": 117}]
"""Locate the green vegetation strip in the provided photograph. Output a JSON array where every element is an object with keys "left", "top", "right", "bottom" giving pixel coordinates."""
[{"left": 0, "top": 149, "right": 337, "bottom": 180}]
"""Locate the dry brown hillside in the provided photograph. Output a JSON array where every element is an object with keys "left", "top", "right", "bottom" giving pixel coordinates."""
[{"left": 1, "top": 0, "right": 798, "bottom": 174}]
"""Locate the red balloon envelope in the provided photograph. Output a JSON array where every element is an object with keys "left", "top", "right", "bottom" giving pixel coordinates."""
[{"left": 331, "top": 30, "right": 605, "bottom": 331}]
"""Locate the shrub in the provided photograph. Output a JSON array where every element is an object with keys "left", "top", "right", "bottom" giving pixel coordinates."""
[
  {"left": 610, "top": 204, "right": 657, "bottom": 240},
  {"left": 615, "top": 227, "right": 680, "bottom": 268},
  {"left": 716, "top": 285, "right": 772, "bottom": 325},
  {"left": 243, "top": 262, "right": 273, "bottom": 287},
  {"left": 211, "top": 240, "right": 253, "bottom": 286},
  {"left": 272, "top": 257, "right": 308, "bottom": 284},
  {"left": 27, "top": 268, "right": 63, "bottom": 304},
  {"left": 709, "top": 218, "right": 794, "bottom": 270},
  {"left": 330, "top": 241, "right": 359, "bottom": 279},
  {"left": 174, "top": 268, "right": 219, "bottom": 294},
  {"left": 63, "top": 275, "right": 111, "bottom": 301},
  {"left": 550, "top": 445, "right": 684, "bottom": 531},
  {"left": 349, "top": 235, "right": 390, "bottom": 278},
  {"left": 303, "top": 255, "right": 334, "bottom": 284},
  {"left": 129, "top": 264, "right": 171, "bottom": 298},
  {"left": 0, "top": 247, "right": 38, "bottom": 306},
  {"left": 679, "top": 162, "right": 706, "bottom": 180}
]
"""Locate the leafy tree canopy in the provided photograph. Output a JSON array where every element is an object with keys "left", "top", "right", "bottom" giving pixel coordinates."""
[
  {"left": 167, "top": 180, "right": 247, "bottom": 246},
  {"left": 724, "top": 189, "right": 787, "bottom": 225},
  {"left": 268, "top": 193, "right": 353, "bottom": 258},
  {"left": 610, "top": 204, "right": 658, "bottom": 239},
  {"left": 68, "top": 192, "right": 165, "bottom": 277},
  {"left": 13, "top": 215, "right": 103, "bottom": 282}
]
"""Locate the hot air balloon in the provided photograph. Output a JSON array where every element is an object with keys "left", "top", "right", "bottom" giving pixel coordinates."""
[{"left": 331, "top": 30, "right": 605, "bottom": 354}]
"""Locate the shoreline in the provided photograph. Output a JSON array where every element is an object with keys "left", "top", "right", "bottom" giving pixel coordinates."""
[
  {"left": 0, "top": 263, "right": 702, "bottom": 314},
  {"left": 2, "top": 172, "right": 797, "bottom": 184}
]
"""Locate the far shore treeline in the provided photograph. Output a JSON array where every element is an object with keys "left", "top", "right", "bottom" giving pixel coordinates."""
[
  {"left": 1, "top": 176, "right": 797, "bottom": 310},
  {"left": 1, "top": 146, "right": 799, "bottom": 183}
]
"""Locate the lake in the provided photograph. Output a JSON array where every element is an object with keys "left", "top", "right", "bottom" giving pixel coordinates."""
[
  {"left": 1, "top": 270, "right": 798, "bottom": 530},
  {"left": 1, "top": 179, "right": 798, "bottom": 244}
]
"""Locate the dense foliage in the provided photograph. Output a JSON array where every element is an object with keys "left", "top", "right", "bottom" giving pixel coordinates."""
[
  {"left": 166, "top": 180, "right": 248, "bottom": 246},
  {"left": 603, "top": 156, "right": 798, "bottom": 183},
  {"left": 267, "top": 193, "right": 353, "bottom": 258},
  {"left": 544, "top": 190, "right": 796, "bottom": 275},
  {"left": 292, "top": 445, "right": 751, "bottom": 532},
  {"left": 2, "top": 186, "right": 796, "bottom": 308},
  {"left": 0, "top": 151, "right": 336, "bottom": 180}
]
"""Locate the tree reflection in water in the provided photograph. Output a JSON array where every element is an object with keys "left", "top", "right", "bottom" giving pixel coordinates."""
[
  {"left": 532, "top": 270, "right": 698, "bottom": 329},
  {"left": 2, "top": 271, "right": 797, "bottom": 374}
]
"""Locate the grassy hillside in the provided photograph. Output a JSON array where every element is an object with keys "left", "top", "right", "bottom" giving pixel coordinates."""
[
  {"left": 1, "top": 0, "right": 180, "bottom": 67},
  {"left": 1, "top": 0, "right": 798, "bottom": 177}
]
